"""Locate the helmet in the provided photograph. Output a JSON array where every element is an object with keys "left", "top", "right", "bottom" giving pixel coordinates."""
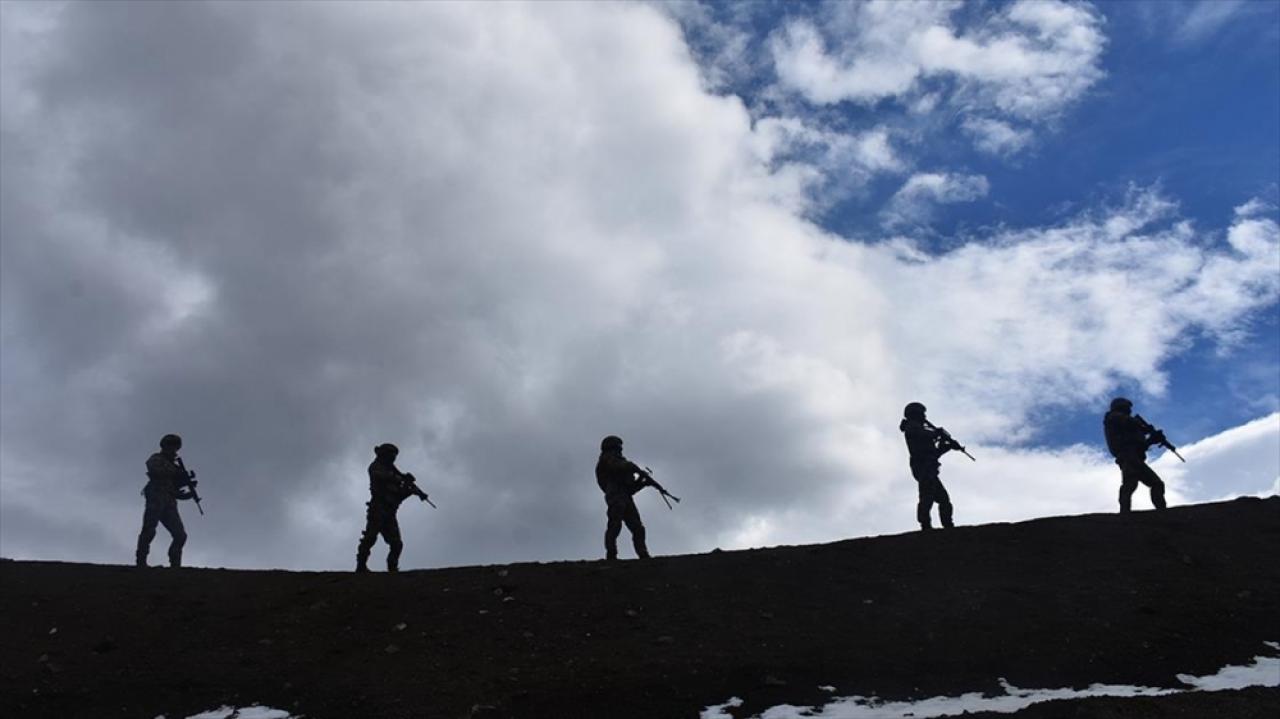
[
  {"left": 160, "top": 434, "right": 183, "bottom": 450},
  {"left": 600, "top": 435, "right": 623, "bottom": 452},
  {"left": 1110, "top": 397, "right": 1133, "bottom": 413},
  {"left": 903, "top": 402, "right": 927, "bottom": 420},
  {"left": 374, "top": 443, "right": 399, "bottom": 459}
]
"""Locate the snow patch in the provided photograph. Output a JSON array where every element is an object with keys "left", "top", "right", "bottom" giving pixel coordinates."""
[
  {"left": 702, "top": 644, "right": 1280, "bottom": 718},
  {"left": 183, "top": 707, "right": 297, "bottom": 719}
]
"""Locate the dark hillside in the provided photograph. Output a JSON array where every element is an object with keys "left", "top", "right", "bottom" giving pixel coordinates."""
[{"left": 2, "top": 497, "right": 1278, "bottom": 718}]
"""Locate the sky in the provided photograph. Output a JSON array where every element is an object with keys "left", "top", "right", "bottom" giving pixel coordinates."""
[{"left": 1, "top": 0, "right": 1277, "bottom": 571}]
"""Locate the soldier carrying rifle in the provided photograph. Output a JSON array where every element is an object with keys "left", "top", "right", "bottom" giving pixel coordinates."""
[
  {"left": 900, "top": 403, "right": 972, "bottom": 531},
  {"left": 595, "top": 435, "right": 679, "bottom": 561},
  {"left": 135, "top": 433, "right": 200, "bottom": 568},
  {"left": 1103, "top": 397, "right": 1181, "bottom": 513},
  {"left": 356, "top": 443, "right": 433, "bottom": 573}
]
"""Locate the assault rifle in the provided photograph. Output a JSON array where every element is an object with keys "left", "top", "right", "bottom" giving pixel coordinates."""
[
  {"left": 402, "top": 472, "right": 437, "bottom": 508},
  {"left": 924, "top": 420, "right": 976, "bottom": 462},
  {"left": 1134, "top": 415, "right": 1186, "bottom": 463},
  {"left": 638, "top": 467, "right": 681, "bottom": 510},
  {"left": 174, "top": 457, "right": 204, "bottom": 515}
]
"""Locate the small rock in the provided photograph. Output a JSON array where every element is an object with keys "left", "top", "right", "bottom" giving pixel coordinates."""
[
  {"left": 764, "top": 674, "right": 787, "bottom": 687},
  {"left": 862, "top": 599, "right": 874, "bottom": 605},
  {"left": 502, "top": 596, "right": 515, "bottom": 603},
  {"left": 497, "top": 569, "right": 509, "bottom": 578},
  {"left": 49, "top": 627, "right": 58, "bottom": 635},
  {"left": 1181, "top": 555, "right": 1194, "bottom": 565},
  {"left": 757, "top": 611, "right": 774, "bottom": 619},
  {"left": 522, "top": 631, "right": 535, "bottom": 639},
  {"left": 394, "top": 622, "right": 408, "bottom": 632},
  {"left": 257, "top": 638, "right": 274, "bottom": 646},
  {"left": 625, "top": 609, "right": 639, "bottom": 618},
  {"left": 1237, "top": 590, "right": 1253, "bottom": 600},
  {"left": 37, "top": 653, "right": 49, "bottom": 664},
  {"left": 478, "top": 610, "right": 490, "bottom": 615},
  {"left": 493, "top": 587, "right": 505, "bottom": 597},
  {"left": 469, "top": 704, "right": 500, "bottom": 718},
  {"left": 385, "top": 644, "right": 400, "bottom": 655},
  {"left": 655, "top": 635, "right": 675, "bottom": 645}
]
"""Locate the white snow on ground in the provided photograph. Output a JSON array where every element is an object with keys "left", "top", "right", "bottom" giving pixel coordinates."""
[
  {"left": 700, "top": 643, "right": 1280, "bottom": 719},
  {"left": 182, "top": 707, "right": 296, "bottom": 719}
]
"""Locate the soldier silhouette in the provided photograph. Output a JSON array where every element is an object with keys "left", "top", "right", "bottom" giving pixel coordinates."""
[
  {"left": 355, "top": 443, "right": 432, "bottom": 573},
  {"left": 135, "top": 434, "right": 197, "bottom": 567},
  {"left": 899, "top": 403, "right": 962, "bottom": 530},
  {"left": 595, "top": 435, "right": 652, "bottom": 560},
  {"left": 1103, "top": 397, "right": 1168, "bottom": 513}
]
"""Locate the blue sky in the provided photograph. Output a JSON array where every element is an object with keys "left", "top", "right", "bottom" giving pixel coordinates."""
[{"left": 673, "top": 0, "right": 1280, "bottom": 450}]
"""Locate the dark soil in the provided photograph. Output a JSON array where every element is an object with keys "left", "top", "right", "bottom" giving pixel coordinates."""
[{"left": 2, "top": 497, "right": 1278, "bottom": 719}]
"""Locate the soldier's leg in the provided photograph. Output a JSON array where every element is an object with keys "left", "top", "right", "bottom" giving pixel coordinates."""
[
  {"left": 1118, "top": 463, "right": 1139, "bottom": 513},
  {"left": 355, "top": 503, "right": 381, "bottom": 571},
  {"left": 915, "top": 478, "right": 934, "bottom": 530},
  {"left": 1138, "top": 463, "right": 1167, "bottom": 510},
  {"left": 158, "top": 501, "right": 187, "bottom": 568},
  {"left": 935, "top": 479, "right": 954, "bottom": 528},
  {"left": 604, "top": 502, "right": 624, "bottom": 560},
  {"left": 135, "top": 495, "right": 163, "bottom": 566},
  {"left": 622, "top": 500, "right": 649, "bottom": 559},
  {"left": 382, "top": 513, "right": 403, "bottom": 572}
]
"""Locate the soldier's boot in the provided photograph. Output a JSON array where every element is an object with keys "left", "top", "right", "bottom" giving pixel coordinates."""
[
  {"left": 604, "top": 528, "right": 620, "bottom": 561},
  {"left": 355, "top": 546, "right": 371, "bottom": 573},
  {"left": 387, "top": 541, "right": 403, "bottom": 573},
  {"left": 1151, "top": 482, "right": 1167, "bottom": 510},
  {"left": 633, "top": 532, "right": 650, "bottom": 560},
  {"left": 917, "top": 501, "right": 933, "bottom": 530},
  {"left": 940, "top": 503, "right": 955, "bottom": 529},
  {"left": 355, "top": 562, "right": 370, "bottom": 573}
]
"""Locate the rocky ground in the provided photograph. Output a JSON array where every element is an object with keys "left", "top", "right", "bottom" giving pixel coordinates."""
[{"left": 2, "top": 497, "right": 1277, "bottom": 718}]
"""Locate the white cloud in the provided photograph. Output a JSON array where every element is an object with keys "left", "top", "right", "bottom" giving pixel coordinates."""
[
  {"left": 1153, "top": 413, "right": 1280, "bottom": 501},
  {"left": 0, "top": 2, "right": 1276, "bottom": 570},
  {"left": 1173, "top": 0, "right": 1251, "bottom": 45},
  {"left": 747, "top": 118, "right": 903, "bottom": 211},
  {"left": 962, "top": 116, "right": 1035, "bottom": 155},
  {"left": 770, "top": 0, "right": 1106, "bottom": 119},
  {"left": 882, "top": 172, "right": 990, "bottom": 227}
]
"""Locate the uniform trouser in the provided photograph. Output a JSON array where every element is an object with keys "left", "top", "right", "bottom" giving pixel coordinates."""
[
  {"left": 136, "top": 491, "right": 186, "bottom": 567},
  {"left": 356, "top": 502, "right": 403, "bottom": 570},
  {"left": 911, "top": 465, "right": 953, "bottom": 529},
  {"left": 1118, "top": 460, "right": 1166, "bottom": 512},
  {"left": 605, "top": 497, "right": 649, "bottom": 559}
]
